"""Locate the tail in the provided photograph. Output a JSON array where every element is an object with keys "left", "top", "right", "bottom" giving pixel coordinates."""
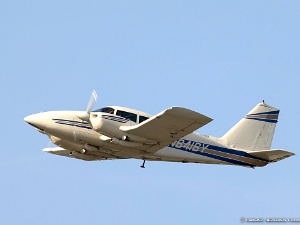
[{"left": 221, "top": 101, "right": 280, "bottom": 151}]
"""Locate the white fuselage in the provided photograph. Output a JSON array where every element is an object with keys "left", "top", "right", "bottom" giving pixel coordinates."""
[{"left": 25, "top": 108, "right": 269, "bottom": 168}]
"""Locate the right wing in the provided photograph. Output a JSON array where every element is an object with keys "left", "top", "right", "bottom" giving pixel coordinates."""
[{"left": 120, "top": 107, "right": 213, "bottom": 153}]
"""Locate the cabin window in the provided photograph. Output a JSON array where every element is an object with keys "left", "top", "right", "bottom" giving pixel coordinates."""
[
  {"left": 116, "top": 110, "right": 137, "bottom": 122},
  {"left": 93, "top": 107, "right": 115, "bottom": 114},
  {"left": 139, "top": 116, "right": 149, "bottom": 123}
]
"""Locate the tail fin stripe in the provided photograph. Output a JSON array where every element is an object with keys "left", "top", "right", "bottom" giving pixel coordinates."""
[
  {"left": 247, "top": 110, "right": 279, "bottom": 116},
  {"left": 245, "top": 110, "right": 279, "bottom": 123},
  {"left": 245, "top": 118, "right": 278, "bottom": 123}
]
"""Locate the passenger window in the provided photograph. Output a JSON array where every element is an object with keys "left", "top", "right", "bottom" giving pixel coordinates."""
[
  {"left": 139, "top": 116, "right": 149, "bottom": 123},
  {"left": 116, "top": 110, "right": 137, "bottom": 122}
]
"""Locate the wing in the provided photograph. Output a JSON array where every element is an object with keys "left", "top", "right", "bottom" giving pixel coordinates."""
[
  {"left": 43, "top": 147, "right": 118, "bottom": 161},
  {"left": 120, "top": 107, "right": 213, "bottom": 153}
]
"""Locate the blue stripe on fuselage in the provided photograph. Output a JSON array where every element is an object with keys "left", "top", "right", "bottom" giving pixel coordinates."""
[{"left": 168, "top": 139, "right": 268, "bottom": 167}]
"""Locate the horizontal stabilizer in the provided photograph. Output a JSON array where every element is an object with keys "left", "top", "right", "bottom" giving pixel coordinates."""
[{"left": 248, "top": 149, "right": 295, "bottom": 163}]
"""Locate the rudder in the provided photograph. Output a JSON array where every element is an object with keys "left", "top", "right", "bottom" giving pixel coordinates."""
[{"left": 221, "top": 102, "right": 280, "bottom": 151}]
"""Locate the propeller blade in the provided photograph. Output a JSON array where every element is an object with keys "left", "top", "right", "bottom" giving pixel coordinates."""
[
  {"left": 86, "top": 90, "right": 98, "bottom": 113},
  {"left": 77, "top": 90, "right": 98, "bottom": 121}
]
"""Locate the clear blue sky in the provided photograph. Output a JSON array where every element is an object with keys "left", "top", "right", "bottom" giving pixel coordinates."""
[{"left": 1, "top": 1, "right": 299, "bottom": 224}]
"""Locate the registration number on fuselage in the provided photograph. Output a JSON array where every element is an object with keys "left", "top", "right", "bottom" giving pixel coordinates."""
[{"left": 168, "top": 139, "right": 210, "bottom": 152}]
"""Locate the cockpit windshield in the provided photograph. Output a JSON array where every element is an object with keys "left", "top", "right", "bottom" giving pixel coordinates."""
[
  {"left": 92, "top": 107, "right": 115, "bottom": 114},
  {"left": 92, "top": 107, "right": 150, "bottom": 124}
]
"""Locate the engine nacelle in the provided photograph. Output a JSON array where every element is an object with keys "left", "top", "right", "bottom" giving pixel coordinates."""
[
  {"left": 89, "top": 114, "right": 129, "bottom": 140},
  {"left": 69, "top": 151, "right": 99, "bottom": 161},
  {"left": 48, "top": 135, "right": 83, "bottom": 152},
  {"left": 110, "top": 138, "right": 143, "bottom": 147},
  {"left": 89, "top": 114, "right": 156, "bottom": 145}
]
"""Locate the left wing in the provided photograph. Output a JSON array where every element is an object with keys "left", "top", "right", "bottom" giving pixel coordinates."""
[
  {"left": 120, "top": 107, "right": 213, "bottom": 153},
  {"left": 43, "top": 147, "right": 117, "bottom": 161}
]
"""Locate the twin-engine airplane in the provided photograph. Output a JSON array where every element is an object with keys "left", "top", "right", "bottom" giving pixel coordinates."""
[{"left": 24, "top": 91, "right": 294, "bottom": 168}]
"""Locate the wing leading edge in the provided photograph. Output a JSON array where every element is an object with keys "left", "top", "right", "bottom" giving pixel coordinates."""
[{"left": 120, "top": 107, "right": 213, "bottom": 153}]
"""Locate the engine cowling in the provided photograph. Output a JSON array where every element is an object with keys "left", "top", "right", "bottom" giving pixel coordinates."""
[
  {"left": 89, "top": 113, "right": 157, "bottom": 146},
  {"left": 69, "top": 151, "right": 99, "bottom": 161},
  {"left": 48, "top": 135, "right": 83, "bottom": 152},
  {"left": 89, "top": 113, "right": 129, "bottom": 140}
]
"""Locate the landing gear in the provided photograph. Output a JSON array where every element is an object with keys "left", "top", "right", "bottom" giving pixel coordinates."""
[{"left": 140, "top": 160, "right": 146, "bottom": 168}]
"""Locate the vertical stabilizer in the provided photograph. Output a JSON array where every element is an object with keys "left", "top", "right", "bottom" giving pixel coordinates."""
[{"left": 221, "top": 102, "right": 279, "bottom": 151}]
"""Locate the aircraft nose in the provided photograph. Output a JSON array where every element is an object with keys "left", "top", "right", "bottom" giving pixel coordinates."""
[
  {"left": 24, "top": 113, "right": 48, "bottom": 132},
  {"left": 24, "top": 114, "right": 35, "bottom": 124}
]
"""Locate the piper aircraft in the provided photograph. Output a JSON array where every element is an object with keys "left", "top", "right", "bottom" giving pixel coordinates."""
[{"left": 24, "top": 91, "right": 294, "bottom": 168}]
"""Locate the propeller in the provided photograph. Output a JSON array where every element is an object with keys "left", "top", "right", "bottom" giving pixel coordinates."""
[{"left": 77, "top": 90, "right": 98, "bottom": 121}]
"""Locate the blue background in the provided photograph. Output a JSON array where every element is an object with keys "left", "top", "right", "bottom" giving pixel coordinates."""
[{"left": 1, "top": 1, "right": 299, "bottom": 224}]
